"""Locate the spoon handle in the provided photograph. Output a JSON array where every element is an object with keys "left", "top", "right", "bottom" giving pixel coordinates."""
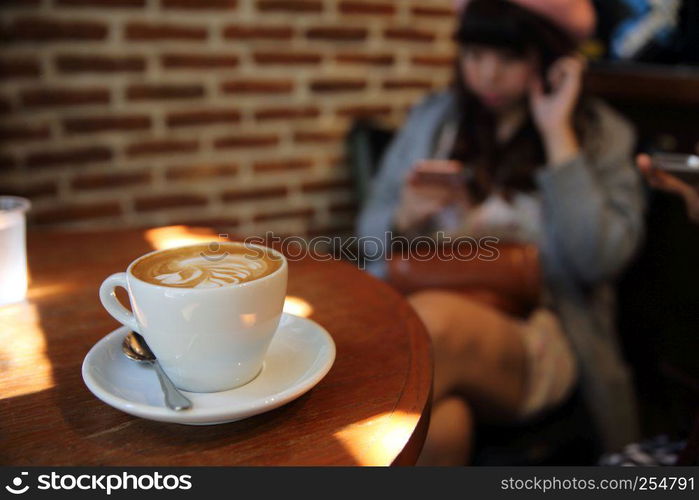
[{"left": 153, "top": 361, "right": 192, "bottom": 411}]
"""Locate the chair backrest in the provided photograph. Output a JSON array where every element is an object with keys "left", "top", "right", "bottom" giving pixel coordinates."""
[{"left": 345, "top": 118, "right": 395, "bottom": 210}]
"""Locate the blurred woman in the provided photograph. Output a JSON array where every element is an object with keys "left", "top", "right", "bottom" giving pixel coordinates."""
[{"left": 357, "top": 0, "right": 645, "bottom": 464}]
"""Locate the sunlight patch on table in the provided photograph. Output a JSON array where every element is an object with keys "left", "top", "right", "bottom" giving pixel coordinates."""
[
  {"left": 283, "top": 296, "right": 314, "bottom": 318},
  {"left": 334, "top": 410, "right": 420, "bottom": 466},
  {"left": 144, "top": 225, "right": 220, "bottom": 251},
  {"left": 0, "top": 303, "right": 54, "bottom": 398},
  {"left": 26, "top": 283, "right": 71, "bottom": 300}
]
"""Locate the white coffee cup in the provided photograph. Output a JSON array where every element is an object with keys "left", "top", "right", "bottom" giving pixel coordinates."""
[{"left": 99, "top": 241, "right": 288, "bottom": 393}]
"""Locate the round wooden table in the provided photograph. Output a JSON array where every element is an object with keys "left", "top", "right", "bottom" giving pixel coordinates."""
[{"left": 0, "top": 227, "right": 432, "bottom": 466}]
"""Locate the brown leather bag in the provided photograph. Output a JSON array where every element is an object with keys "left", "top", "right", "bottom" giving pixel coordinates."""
[{"left": 386, "top": 242, "right": 542, "bottom": 318}]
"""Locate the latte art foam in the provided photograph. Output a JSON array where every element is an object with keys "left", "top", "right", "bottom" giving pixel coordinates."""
[
  {"left": 131, "top": 243, "right": 282, "bottom": 288},
  {"left": 148, "top": 254, "right": 270, "bottom": 288}
]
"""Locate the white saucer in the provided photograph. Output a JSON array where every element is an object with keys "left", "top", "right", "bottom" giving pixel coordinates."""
[{"left": 82, "top": 313, "right": 336, "bottom": 425}]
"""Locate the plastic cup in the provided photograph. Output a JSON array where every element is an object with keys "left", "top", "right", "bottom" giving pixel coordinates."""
[{"left": 0, "top": 196, "right": 31, "bottom": 306}]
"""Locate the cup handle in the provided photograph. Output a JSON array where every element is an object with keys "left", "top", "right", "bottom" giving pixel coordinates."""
[{"left": 99, "top": 272, "right": 139, "bottom": 332}]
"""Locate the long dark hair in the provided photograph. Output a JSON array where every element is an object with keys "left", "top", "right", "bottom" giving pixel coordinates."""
[{"left": 449, "top": 0, "right": 594, "bottom": 202}]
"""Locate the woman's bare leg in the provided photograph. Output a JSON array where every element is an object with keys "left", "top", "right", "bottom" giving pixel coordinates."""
[
  {"left": 408, "top": 289, "right": 528, "bottom": 419},
  {"left": 417, "top": 396, "right": 474, "bottom": 466},
  {"left": 410, "top": 290, "right": 529, "bottom": 465}
]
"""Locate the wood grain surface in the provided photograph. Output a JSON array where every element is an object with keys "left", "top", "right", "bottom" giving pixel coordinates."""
[{"left": 0, "top": 227, "right": 432, "bottom": 466}]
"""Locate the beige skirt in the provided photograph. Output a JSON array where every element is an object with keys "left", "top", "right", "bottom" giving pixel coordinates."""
[{"left": 515, "top": 308, "right": 579, "bottom": 420}]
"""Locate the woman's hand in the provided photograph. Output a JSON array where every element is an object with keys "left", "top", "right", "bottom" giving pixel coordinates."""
[
  {"left": 394, "top": 161, "right": 470, "bottom": 233},
  {"left": 637, "top": 154, "right": 699, "bottom": 224},
  {"left": 529, "top": 56, "right": 585, "bottom": 166}
]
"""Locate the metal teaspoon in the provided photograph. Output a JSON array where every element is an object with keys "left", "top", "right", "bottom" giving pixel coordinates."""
[{"left": 121, "top": 331, "right": 192, "bottom": 411}]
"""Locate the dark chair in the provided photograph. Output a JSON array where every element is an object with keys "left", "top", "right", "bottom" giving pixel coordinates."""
[
  {"left": 345, "top": 118, "right": 394, "bottom": 210},
  {"left": 616, "top": 189, "right": 699, "bottom": 464}
]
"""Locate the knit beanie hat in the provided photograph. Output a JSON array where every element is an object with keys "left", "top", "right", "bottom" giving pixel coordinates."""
[{"left": 453, "top": 0, "right": 596, "bottom": 41}]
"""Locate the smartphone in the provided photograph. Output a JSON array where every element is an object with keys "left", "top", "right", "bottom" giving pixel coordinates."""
[
  {"left": 651, "top": 153, "right": 699, "bottom": 182},
  {"left": 411, "top": 159, "right": 468, "bottom": 187}
]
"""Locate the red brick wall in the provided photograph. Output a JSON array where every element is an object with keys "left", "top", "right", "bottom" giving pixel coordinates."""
[{"left": 0, "top": 0, "right": 457, "bottom": 237}]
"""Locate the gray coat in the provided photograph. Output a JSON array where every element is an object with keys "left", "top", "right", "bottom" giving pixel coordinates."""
[{"left": 356, "top": 89, "right": 646, "bottom": 452}]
